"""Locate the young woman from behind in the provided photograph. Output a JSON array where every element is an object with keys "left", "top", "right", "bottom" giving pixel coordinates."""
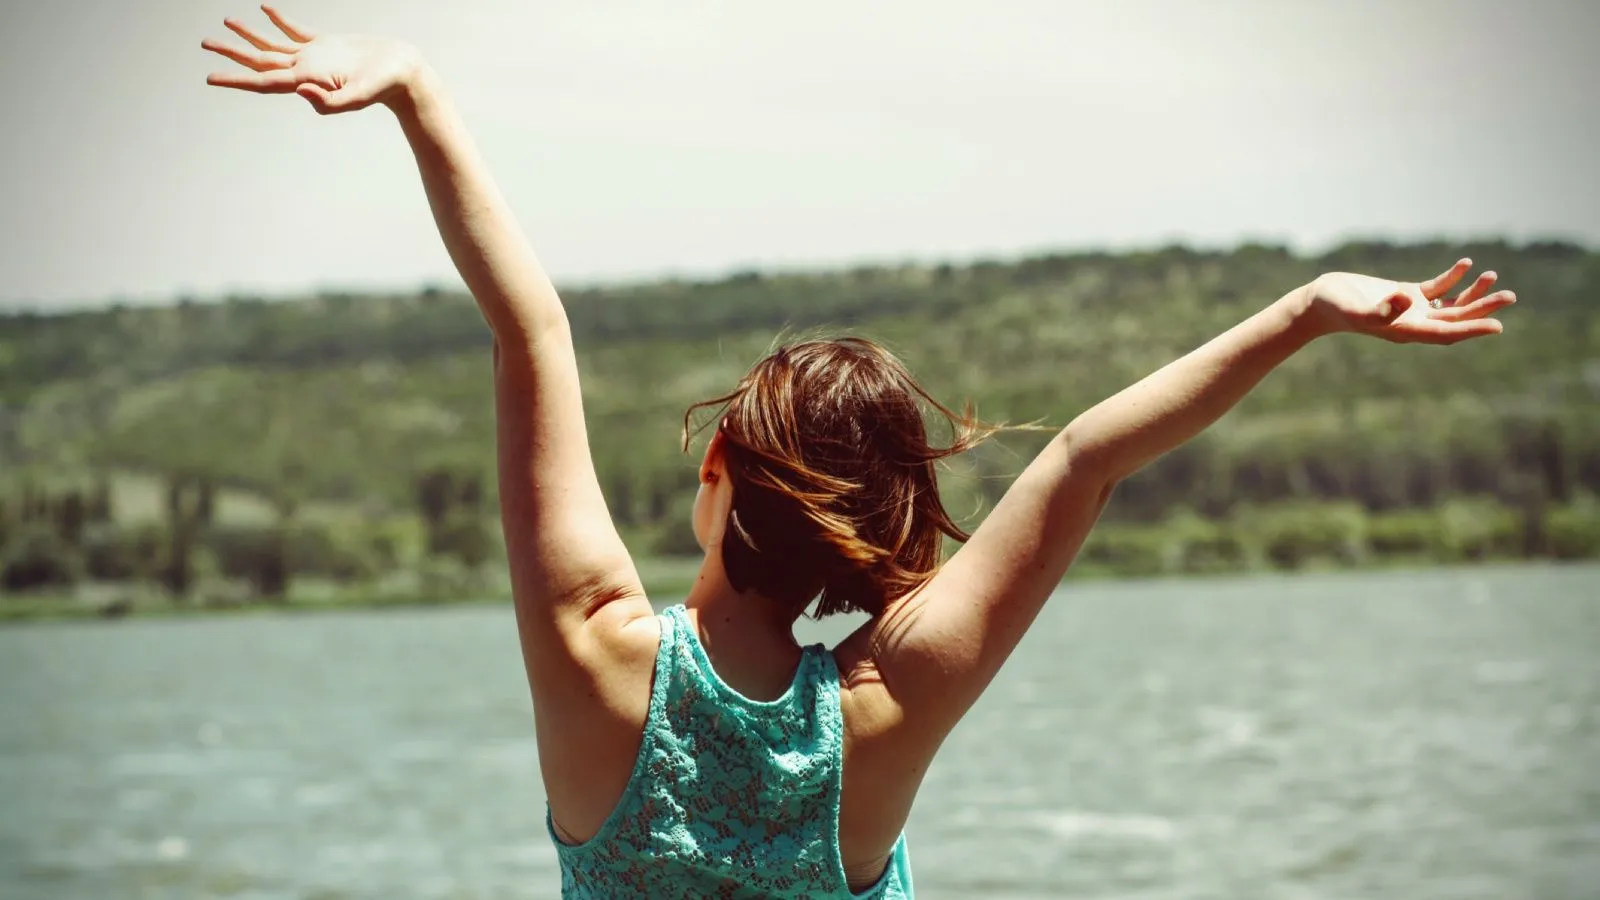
[{"left": 204, "top": 9, "right": 1517, "bottom": 897}]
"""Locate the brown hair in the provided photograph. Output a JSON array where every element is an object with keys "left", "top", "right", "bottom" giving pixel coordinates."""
[{"left": 683, "top": 336, "right": 997, "bottom": 619}]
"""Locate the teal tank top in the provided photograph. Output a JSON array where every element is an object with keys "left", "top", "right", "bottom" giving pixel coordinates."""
[{"left": 546, "top": 604, "right": 914, "bottom": 898}]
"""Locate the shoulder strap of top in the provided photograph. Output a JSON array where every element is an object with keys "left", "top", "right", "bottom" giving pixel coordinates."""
[{"left": 653, "top": 604, "right": 686, "bottom": 699}]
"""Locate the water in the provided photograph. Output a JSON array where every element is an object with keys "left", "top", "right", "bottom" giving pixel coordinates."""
[{"left": 3, "top": 564, "right": 1598, "bottom": 899}]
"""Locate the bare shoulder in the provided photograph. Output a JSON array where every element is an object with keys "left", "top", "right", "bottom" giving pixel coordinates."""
[
  {"left": 832, "top": 610, "right": 951, "bottom": 766},
  {"left": 533, "top": 598, "right": 663, "bottom": 843},
  {"left": 570, "top": 596, "right": 663, "bottom": 667},
  {"left": 844, "top": 438, "right": 1113, "bottom": 738},
  {"left": 514, "top": 573, "right": 655, "bottom": 680},
  {"left": 523, "top": 593, "right": 660, "bottom": 726},
  {"left": 837, "top": 589, "right": 964, "bottom": 731},
  {"left": 831, "top": 615, "right": 940, "bottom": 871},
  {"left": 833, "top": 626, "right": 897, "bottom": 733}
]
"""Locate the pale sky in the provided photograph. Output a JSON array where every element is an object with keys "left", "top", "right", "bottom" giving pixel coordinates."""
[{"left": 2, "top": 0, "right": 1595, "bottom": 309}]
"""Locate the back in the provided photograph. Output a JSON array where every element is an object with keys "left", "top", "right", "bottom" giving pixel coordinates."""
[{"left": 550, "top": 605, "right": 913, "bottom": 899}]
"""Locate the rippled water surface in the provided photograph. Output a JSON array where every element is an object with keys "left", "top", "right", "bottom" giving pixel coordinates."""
[{"left": 4, "top": 564, "right": 1598, "bottom": 899}]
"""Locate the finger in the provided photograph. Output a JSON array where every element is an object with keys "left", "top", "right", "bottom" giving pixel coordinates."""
[
  {"left": 206, "top": 69, "right": 301, "bottom": 93},
  {"left": 297, "top": 83, "right": 377, "bottom": 114},
  {"left": 297, "top": 83, "right": 330, "bottom": 113},
  {"left": 297, "top": 83, "right": 344, "bottom": 114},
  {"left": 262, "top": 5, "right": 317, "bottom": 43},
  {"left": 1420, "top": 258, "right": 1472, "bottom": 301},
  {"left": 1432, "top": 290, "right": 1516, "bottom": 322},
  {"left": 201, "top": 38, "right": 293, "bottom": 71},
  {"left": 1451, "top": 270, "right": 1498, "bottom": 307},
  {"left": 1370, "top": 291, "right": 1413, "bottom": 324},
  {"left": 1395, "top": 316, "right": 1504, "bottom": 345},
  {"left": 225, "top": 17, "right": 296, "bottom": 53}
]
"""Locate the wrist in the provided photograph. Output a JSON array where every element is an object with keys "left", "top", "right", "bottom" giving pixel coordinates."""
[
  {"left": 1276, "top": 281, "right": 1334, "bottom": 344},
  {"left": 382, "top": 50, "right": 439, "bottom": 119}
]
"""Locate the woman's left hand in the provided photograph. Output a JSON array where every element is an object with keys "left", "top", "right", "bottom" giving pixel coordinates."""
[{"left": 1304, "top": 258, "right": 1517, "bottom": 345}]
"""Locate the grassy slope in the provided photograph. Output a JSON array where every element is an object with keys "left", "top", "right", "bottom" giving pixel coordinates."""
[{"left": 2, "top": 240, "right": 1597, "bottom": 617}]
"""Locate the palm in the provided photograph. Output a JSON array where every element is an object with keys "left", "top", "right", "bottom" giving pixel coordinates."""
[
  {"left": 1312, "top": 260, "right": 1516, "bottom": 345},
  {"left": 202, "top": 6, "right": 417, "bottom": 114}
]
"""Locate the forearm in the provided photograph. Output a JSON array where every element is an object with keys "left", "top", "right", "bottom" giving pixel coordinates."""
[
  {"left": 387, "top": 65, "right": 562, "bottom": 344},
  {"left": 1061, "top": 285, "right": 1323, "bottom": 486}
]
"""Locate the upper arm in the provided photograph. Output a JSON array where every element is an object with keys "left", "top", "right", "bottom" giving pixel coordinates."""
[
  {"left": 491, "top": 322, "right": 650, "bottom": 657},
  {"left": 868, "top": 429, "right": 1113, "bottom": 734},
  {"left": 491, "top": 322, "right": 665, "bottom": 837}
]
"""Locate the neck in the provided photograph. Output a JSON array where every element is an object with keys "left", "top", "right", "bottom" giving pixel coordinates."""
[{"left": 683, "top": 548, "right": 804, "bottom": 653}]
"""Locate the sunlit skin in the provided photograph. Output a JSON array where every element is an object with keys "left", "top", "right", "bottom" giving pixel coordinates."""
[{"left": 205, "top": 7, "right": 1516, "bottom": 890}]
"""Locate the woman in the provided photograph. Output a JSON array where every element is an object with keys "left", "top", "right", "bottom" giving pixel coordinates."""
[{"left": 204, "top": 8, "right": 1516, "bottom": 897}]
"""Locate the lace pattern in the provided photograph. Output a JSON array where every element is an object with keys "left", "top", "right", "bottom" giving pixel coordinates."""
[{"left": 548, "top": 605, "right": 912, "bottom": 899}]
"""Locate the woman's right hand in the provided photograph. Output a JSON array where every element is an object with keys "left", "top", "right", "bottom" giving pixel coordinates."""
[{"left": 203, "top": 5, "right": 423, "bottom": 115}]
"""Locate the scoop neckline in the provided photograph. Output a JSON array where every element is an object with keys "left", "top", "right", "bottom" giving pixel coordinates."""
[{"left": 670, "top": 605, "right": 818, "bottom": 710}]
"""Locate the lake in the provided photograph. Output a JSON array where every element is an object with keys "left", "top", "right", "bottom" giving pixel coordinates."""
[{"left": 3, "top": 564, "right": 1598, "bottom": 899}]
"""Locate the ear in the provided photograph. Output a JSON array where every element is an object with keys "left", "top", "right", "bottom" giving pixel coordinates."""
[{"left": 699, "top": 428, "right": 727, "bottom": 485}]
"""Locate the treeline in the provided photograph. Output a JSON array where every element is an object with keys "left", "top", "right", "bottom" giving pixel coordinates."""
[
  {"left": 4, "top": 239, "right": 1588, "bottom": 396},
  {"left": 1075, "top": 498, "right": 1600, "bottom": 579},
  {"left": 2, "top": 238, "right": 1597, "bottom": 613},
  {"left": 0, "top": 469, "right": 502, "bottom": 611}
]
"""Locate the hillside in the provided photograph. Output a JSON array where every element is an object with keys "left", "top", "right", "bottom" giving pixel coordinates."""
[{"left": 2, "top": 239, "right": 1597, "bottom": 615}]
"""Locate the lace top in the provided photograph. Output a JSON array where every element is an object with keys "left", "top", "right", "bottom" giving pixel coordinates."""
[{"left": 546, "top": 604, "right": 913, "bottom": 899}]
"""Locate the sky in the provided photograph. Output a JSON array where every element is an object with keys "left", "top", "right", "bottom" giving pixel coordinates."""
[{"left": 1, "top": 0, "right": 1595, "bottom": 309}]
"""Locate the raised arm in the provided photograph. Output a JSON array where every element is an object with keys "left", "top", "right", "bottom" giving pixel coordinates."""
[
  {"left": 203, "top": 9, "right": 648, "bottom": 654},
  {"left": 873, "top": 260, "right": 1516, "bottom": 733}
]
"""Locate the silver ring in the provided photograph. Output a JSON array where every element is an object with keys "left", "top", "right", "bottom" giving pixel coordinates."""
[{"left": 1428, "top": 298, "right": 1445, "bottom": 309}]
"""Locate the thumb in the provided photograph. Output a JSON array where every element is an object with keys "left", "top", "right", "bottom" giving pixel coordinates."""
[
  {"left": 296, "top": 83, "right": 350, "bottom": 115},
  {"left": 1370, "top": 291, "right": 1413, "bottom": 325}
]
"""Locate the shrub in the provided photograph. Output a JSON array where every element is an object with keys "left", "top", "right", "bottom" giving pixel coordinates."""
[
  {"left": 1366, "top": 508, "right": 1436, "bottom": 560},
  {"left": 428, "top": 512, "right": 496, "bottom": 568},
  {"left": 1239, "top": 502, "right": 1366, "bottom": 571},
  {"left": 1545, "top": 501, "right": 1600, "bottom": 560},
  {"left": 286, "top": 520, "right": 383, "bottom": 582},
  {"left": 199, "top": 523, "right": 289, "bottom": 598},
  {"left": 1079, "top": 524, "right": 1166, "bottom": 577},
  {"left": 1164, "top": 509, "right": 1250, "bottom": 574},
  {"left": 81, "top": 522, "right": 168, "bottom": 581},
  {"left": 1, "top": 526, "right": 84, "bottom": 592},
  {"left": 1432, "top": 498, "right": 1520, "bottom": 562}
]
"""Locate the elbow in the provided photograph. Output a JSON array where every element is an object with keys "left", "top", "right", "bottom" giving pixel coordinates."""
[
  {"left": 491, "top": 310, "right": 571, "bottom": 362},
  {"left": 1048, "top": 425, "right": 1122, "bottom": 503}
]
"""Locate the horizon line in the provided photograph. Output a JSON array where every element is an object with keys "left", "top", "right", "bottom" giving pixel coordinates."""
[{"left": 2, "top": 231, "right": 1588, "bottom": 316}]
